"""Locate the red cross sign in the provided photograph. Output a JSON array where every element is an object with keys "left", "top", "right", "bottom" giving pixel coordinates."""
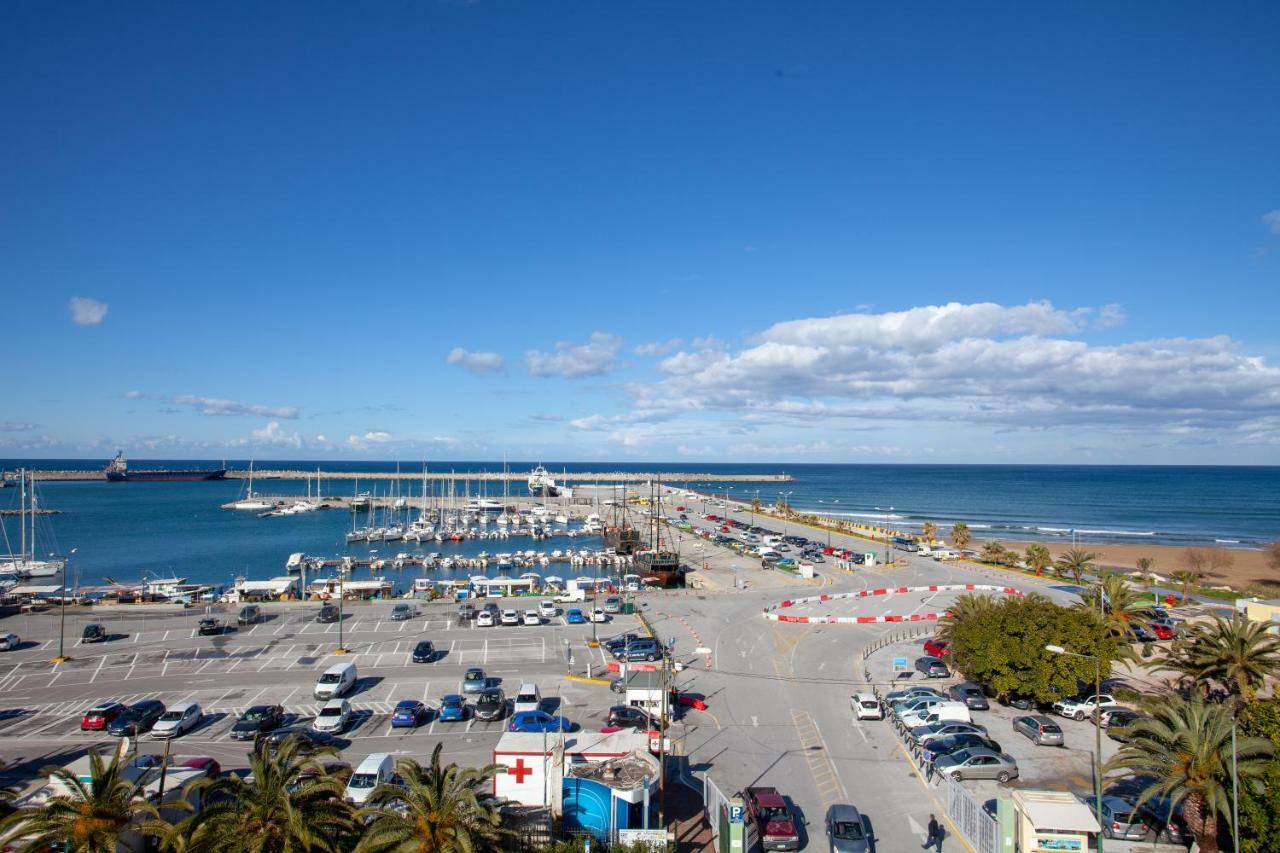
[{"left": 508, "top": 758, "right": 533, "bottom": 783}]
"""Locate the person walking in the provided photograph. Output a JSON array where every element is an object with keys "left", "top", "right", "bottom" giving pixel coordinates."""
[{"left": 922, "top": 813, "right": 945, "bottom": 851}]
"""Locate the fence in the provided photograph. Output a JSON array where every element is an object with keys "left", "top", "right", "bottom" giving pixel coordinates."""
[
  {"left": 945, "top": 773, "right": 1000, "bottom": 853},
  {"left": 701, "top": 771, "right": 731, "bottom": 848}
]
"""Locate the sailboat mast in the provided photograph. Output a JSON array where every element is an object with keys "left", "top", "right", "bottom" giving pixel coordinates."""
[{"left": 19, "top": 469, "right": 25, "bottom": 564}]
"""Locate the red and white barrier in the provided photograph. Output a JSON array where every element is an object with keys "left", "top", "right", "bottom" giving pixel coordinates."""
[{"left": 761, "top": 584, "right": 1024, "bottom": 624}]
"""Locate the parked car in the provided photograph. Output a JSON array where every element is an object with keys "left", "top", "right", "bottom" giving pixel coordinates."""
[
  {"left": 412, "top": 640, "right": 435, "bottom": 663},
  {"left": 921, "top": 733, "right": 1001, "bottom": 763},
  {"left": 152, "top": 702, "right": 202, "bottom": 739},
  {"left": 473, "top": 688, "right": 506, "bottom": 722},
  {"left": 197, "top": 618, "right": 223, "bottom": 636},
  {"left": 265, "top": 725, "right": 332, "bottom": 748},
  {"left": 230, "top": 704, "right": 284, "bottom": 740},
  {"left": 438, "top": 694, "right": 467, "bottom": 722},
  {"left": 915, "top": 656, "right": 950, "bottom": 678},
  {"left": 1083, "top": 795, "right": 1149, "bottom": 841},
  {"left": 886, "top": 686, "right": 944, "bottom": 704},
  {"left": 523, "top": 610, "right": 541, "bottom": 626},
  {"left": 1139, "top": 797, "right": 1188, "bottom": 845},
  {"left": 390, "top": 603, "right": 414, "bottom": 621},
  {"left": 607, "top": 705, "right": 665, "bottom": 731},
  {"left": 0, "top": 632, "right": 19, "bottom": 651},
  {"left": 476, "top": 610, "right": 496, "bottom": 627},
  {"left": 312, "top": 698, "right": 352, "bottom": 735},
  {"left": 82, "top": 623, "right": 107, "bottom": 643},
  {"left": 1011, "top": 715, "right": 1065, "bottom": 747},
  {"left": 616, "top": 642, "right": 662, "bottom": 663},
  {"left": 390, "top": 699, "right": 428, "bottom": 728},
  {"left": 923, "top": 637, "right": 949, "bottom": 657},
  {"left": 850, "top": 693, "right": 882, "bottom": 721},
  {"left": 539, "top": 601, "right": 557, "bottom": 619},
  {"left": 81, "top": 702, "right": 127, "bottom": 731},
  {"left": 589, "top": 608, "right": 609, "bottom": 623},
  {"left": 603, "top": 596, "right": 623, "bottom": 614},
  {"left": 316, "top": 605, "right": 339, "bottom": 623},
  {"left": 934, "top": 747, "right": 1019, "bottom": 783},
  {"left": 462, "top": 668, "right": 488, "bottom": 693},
  {"left": 743, "top": 786, "right": 801, "bottom": 852},
  {"left": 826, "top": 803, "right": 871, "bottom": 853},
  {"left": 910, "top": 721, "right": 989, "bottom": 745},
  {"left": 456, "top": 602, "right": 476, "bottom": 621},
  {"left": 998, "top": 692, "right": 1045, "bottom": 711},
  {"left": 604, "top": 633, "right": 642, "bottom": 652},
  {"left": 1103, "top": 709, "right": 1146, "bottom": 742},
  {"left": 107, "top": 699, "right": 167, "bottom": 737},
  {"left": 948, "top": 682, "right": 989, "bottom": 710},
  {"left": 500, "top": 609, "right": 520, "bottom": 626},
  {"left": 565, "top": 608, "right": 586, "bottom": 624},
  {"left": 1053, "top": 694, "right": 1119, "bottom": 721},
  {"left": 508, "top": 710, "right": 572, "bottom": 733}
]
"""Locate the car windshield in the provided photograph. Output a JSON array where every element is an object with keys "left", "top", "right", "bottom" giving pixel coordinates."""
[
  {"left": 760, "top": 806, "right": 790, "bottom": 821},
  {"left": 318, "top": 707, "right": 342, "bottom": 717},
  {"left": 243, "top": 709, "right": 268, "bottom": 721},
  {"left": 478, "top": 693, "right": 500, "bottom": 707},
  {"left": 395, "top": 704, "right": 417, "bottom": 713},
  {"left": 833, "top": 820, "right": 864, "bottom": 840},
  {"left": 349, "top": 773, "right": 377, "bottom": 789},
  {"left": 466, "top": 670, "right": 483, "bottom": 680},
  {"left": 318, "top": 674, "right": 340, "bottom": 684},
  {"left": 159, "top": 711, "right": 183, "bottom": 721}
]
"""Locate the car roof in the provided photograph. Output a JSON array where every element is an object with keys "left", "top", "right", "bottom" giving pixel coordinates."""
[
  {"left": 168, "top": 701, "right": 198, "bottom": 712},
  {"left": 829, "top": 803, "right": 863, "bottom": 823},
  {"left": 517, "top": 682, "right": 538, "bottom": 692},
  {"left": 513, "top": 710, "right": 546, "bottom": 719},
  {"left": 441, "top": 693, "right": 464, "bottom": 702},
  {"left": 394, "top": 699, "right": 421, "bottom": 708},
  {"left": 415, "top": 639, "right": 433, "bottom": 647},
  {"left": 355, "top": 753, "right": 392, "bottom": 771},
  {"left": 322, "top": 697, "right": 348, "bottom": 708},
  {"left": 465, "top": 667, "right": 485, "bottom": 676},
  {"left": 245, "top": 704, "right": 273, "bottom": 713},
  {"left": 89, "top": 702, "right": 123, "bottom": 711},
  {"left": 132, "top": 699, "right": 164, "bottom": 710}
]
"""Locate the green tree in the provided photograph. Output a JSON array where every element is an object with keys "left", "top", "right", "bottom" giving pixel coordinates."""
[
  {"left": 169, "top": 734, "right": 353, "bottom": 853},
  {"left": 1162, "top": 615, "right": 1280, "bottom": 703},
  {"left": 936, "top": 593, "right": 998, "bottom": 646},
  {"left": 979, "top": 540, "right": 1007, "bottom": 564},
  {"left": 921, "top": 522, "right": 938, "bottom": 544},
  {"left": 1024, "top": 543, "right": 1052, "bottom": 577},
  {"left": 1077, "top": 574, "right": 1151, "bottom": 653},
  {"left": 1237, "top": 698, "right": 1280, "bottom": 853},
  {"left": 0, "top": 749, "right": 172, "bottom": 852},
  {"left": 1106, "top": 695, "right": 1273, "bottom": 853},
  {"left": 949, "top": 522, "right": 971, "bottom": 551},
  {"left": 1054, "top": 548, "right": 1098, "bottom": 586},
  {"left": 1171, "top": 569, "right": 1202, "bottom": 604},
  {"left": 355, "top": 743, "right": 508, "bottom": 853}
]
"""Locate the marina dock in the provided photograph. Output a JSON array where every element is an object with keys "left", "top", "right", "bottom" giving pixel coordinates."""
[{"left": 27, "top": 468, "right": 791, "bottom": 482}]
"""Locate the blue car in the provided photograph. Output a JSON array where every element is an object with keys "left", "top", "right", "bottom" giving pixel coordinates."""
[
  {"left": 462, "top": 668, "right": 488, "bottom": 694},
  {"left": 391, "top": 699, "right": 428, "bottom": 728},
  {"left": 508, "top": 710, "right": 572, "bottom": 733},
  {"left": 438, "top": 694, "right": 467, "bottom": 722},
  {"left": 565, "top": 608, "right": 586, "bottom": 624}
]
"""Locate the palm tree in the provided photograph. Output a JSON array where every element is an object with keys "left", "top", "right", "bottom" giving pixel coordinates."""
[
  {"left": 1054, "top": 548, "right": 1098, "bottom": 586},
  {"left": 979, "top": 540, "right": 1007, "bottom": 564},
  {"left": 169, "top": 734, "right": 353, "bottom": 853},
  {"left": 1171, "top": 569, "right": 1202, "bottom": 604},
  {"left": 1024, "top": 543, "right": 1052, "bottom": 577},
  {"left": 1167, "top": 615, "right": 1280, "bottom": 703},
  {"left": 356, "top": 743, "right": 508, "bottom": 853},
  {"left": 0, "top": 749, "right": 171, "bottom": 852},
  {"left": 921, "top": 522, "right": 938, "bottom": 544},
  {"left": 1106, "top": 695, "right": 1273, "bottom": 853},
  {"left": 935, "top": 593, "right": 999, "bottom": 650},
  {"left": 949, "top": 522, "right": 971, "bottom": 551}
]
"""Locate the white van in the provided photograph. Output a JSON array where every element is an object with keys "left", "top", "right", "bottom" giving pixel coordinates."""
[
  {"left": 346, "top": 753, "right": 395, "bottom": 804},
  {"left": 903, "top": 701, "right": 971, "bottom": 728},
  {"left": 554, "top": 588, "right": 586, "bottom": 603},
  {"left": 513, "top": 683, "right": 541, "bottom": 714},
  {"left": 314, "top": 660, "right": 358, "bottom": 700},
  {"left": 851, "top": 693, "right": 883, "bottom": 721}
]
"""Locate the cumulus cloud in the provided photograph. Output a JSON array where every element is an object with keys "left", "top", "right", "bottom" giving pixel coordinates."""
[
  {"left": 126, "top": 391, "right": 300, "bottom": 419},
  {"left": 346, "top": 430, "right": 395, "bottom": 451},
  {"left": 634, "top": 338, "right": 683, "bottom": 357},
  {"left": 250, "top": 420, "right": 303, "bottom": 449},
  {"left": 633, "top": 301, "right": 1280, "bottom": 438},
  {"left": 526, "top": 332, "right": 622, "bottom": 378},
  {"left": 69, "top": 297, "right": 108, "bottom": 326},
  {"left": 446, "top": 347, "right": 504, "bottom": 375},
  {"left": 1264, "top": 209, "right": 1280, "bottom": 235}
]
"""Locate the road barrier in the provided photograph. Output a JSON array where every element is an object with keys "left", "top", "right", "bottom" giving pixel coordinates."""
[{"left": 761, "top": 584, "right": 1024, "bottom": 624}]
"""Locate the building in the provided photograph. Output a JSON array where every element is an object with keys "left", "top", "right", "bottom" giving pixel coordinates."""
[{"left": 1244, "top": 599, "right": 1280, "bottom": 635}]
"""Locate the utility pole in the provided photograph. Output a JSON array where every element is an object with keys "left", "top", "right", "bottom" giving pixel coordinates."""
[
  {"left": 658, "top": 644, "right": 669, "bottom": 828},
  {"left": 335, "top": 562, "right": 349, "bottom": 654}
]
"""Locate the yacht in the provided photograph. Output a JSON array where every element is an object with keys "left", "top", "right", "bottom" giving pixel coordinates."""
[{"left": 231, "top": 461, "right": 274, "bottom": 511}]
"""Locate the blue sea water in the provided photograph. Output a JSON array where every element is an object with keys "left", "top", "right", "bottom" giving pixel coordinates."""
[{"left": 2, "top": 460, "right": 1277, "bottom": 591}]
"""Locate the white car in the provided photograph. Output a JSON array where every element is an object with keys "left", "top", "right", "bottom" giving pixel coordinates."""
[
  {"left": 539, "top": 601, "right": 557, "bottom": 619},
  {"left": 590, "top": 608, "right": 609, "bottom": 623},
  {"left": 1052, "top": 694, "right": 1119, "bottom": 721},
  {"left": 523, "top": 610, "right": 541, "bottom": 626},
  {"left": 313, "top": 698, "right": 352, "bottom": 734},
  {"left": 0, "top": 633, "right": 19, "bottom": 651},
  {"left": 476, "top": 610, "right": 496, "bottom": 627},
  {"left": 500, "top": 609, "right": 520, "bottom": 626},
  {"left": 851, "top": 693, "right": 882, "bottom": 721},
  {"left": 152, "top": 702, "right": 202, "bottom": 739}
]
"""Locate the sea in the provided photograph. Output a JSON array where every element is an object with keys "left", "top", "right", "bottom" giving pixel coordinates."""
[{"left": 2, "top": 460, "right": 1277, "bottom": 594}]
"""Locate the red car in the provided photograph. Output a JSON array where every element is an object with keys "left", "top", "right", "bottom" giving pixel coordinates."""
[
  {"left": 1150, "top": 623, "right": 1175, "bottom": 641},
  {"left": 81, "top": 702, "right": 127, "bottom": 731},
  {"left": 181, "top": 756, "right": 221, "bottom": 779},
  {"left": 924, "top": 638, "right": 950, "bottom": 658}
]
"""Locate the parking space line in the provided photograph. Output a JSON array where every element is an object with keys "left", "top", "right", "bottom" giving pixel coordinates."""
[
  {"left": 89, "top": 655, "right": 108, "bottom": 683},
  {"left": 132, "top": 633, "right": 140, "bottom": 643}
]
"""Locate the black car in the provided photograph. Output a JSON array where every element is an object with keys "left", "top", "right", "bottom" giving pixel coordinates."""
[
  {"left": 999, "top": 693, "right": 1043, "bottom": 711},
  {"left": 1105, "top": 709, "right": 1146, "bottom": 742},
  {"left": 473, "top": 688, "right": 507, "bottom": 722},
  {"left": 197, "top": 617, "right": 223, "bottom": 636},
  {"left": 616, "top": 642, "right": 662, "bottom": 663},
  {"left": 264, "top": 725, "right": 332, "bottom": 748},
  {"left": 231, "top": 705, "right": 285, "bottom": 740},
  {"left": 604, "top": 633, "right": 642, "bottom": 652},
  {"left": 412, "top": 640, "right": 435, "bottom": 663},
  {"left": 948, "top": 682, "right": 990, "bottom": 710},
  {"left": 82, "top": 623, "right": 107, "bottom": 643},
  {"left": 107, "top": 700, "right": 166, "bottom": 737},
  {"left": 316, "top": 605, "right": 339, "bottom": 624},
  {"left": 606, "top": 705, "right": 666, "bottom": 731}
]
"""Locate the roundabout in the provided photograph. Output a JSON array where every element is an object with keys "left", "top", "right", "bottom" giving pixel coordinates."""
[{"left": 761, "top": 583, "right": 1025, "bottom": 625}]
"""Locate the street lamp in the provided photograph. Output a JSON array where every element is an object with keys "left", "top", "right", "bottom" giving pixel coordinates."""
[
  {"left": 52, "top": 548, "right": 78, "bottom": 664},
  {"left": 1046, "top": 643, "right": 1104, "bottom": 851},
  {"left": 751, "top": 489, "right": 759, "bottom": 528},
  {"left": 335, "top": 561, "right": 350, "bottom": 654}
]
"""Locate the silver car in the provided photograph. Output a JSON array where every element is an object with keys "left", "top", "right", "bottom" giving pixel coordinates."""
[
  {"left": 911, "top": 721, "right": 989, "bottom": 746},
  {"left": 1084, "top": 795, "right": 1149, "bottom": 841},
  {"left": 826, "top": 803, "right": 870, "bottom": 853},
  {"left": 934, "top": 747, "right": 1019, "bottom": 783},
  {"left": 1012, "top": 715, "right": 1065, "bottom": 747}
]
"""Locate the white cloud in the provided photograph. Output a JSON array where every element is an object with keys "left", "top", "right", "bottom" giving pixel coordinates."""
[
  {"left": 633, "top": 301, "right": 1280, "bottom": 437},
  {"left": 446, "top": 347, "right": 504, "bottom": 375},
  {"left": 250, "top": 420, "right": 303, "bottom": 449},
  {"left": 1264, "top": 209, "right": 1280, "bottom": 235},
  {"left": 1094, "top": 303, "right": 1127, "bottom": 329},
  {"left": 526, "top": 332, "right": 622, "bottom": 378},
  {"left": 345, "top": 430, "right": 395, "bottom": 451},
  {"left": 69, "top": 297, "right": 108, "bottom": 326},
  {"left": 634, "top": 338, "right": 683, "bottom": 357},
  {"left": 127, "top": 392, "right": 300, "bottom": 418}
]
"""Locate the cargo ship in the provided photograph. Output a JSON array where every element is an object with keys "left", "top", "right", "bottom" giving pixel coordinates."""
[{"left": 103, "top": 451, "right": 227, "bottom": 482}]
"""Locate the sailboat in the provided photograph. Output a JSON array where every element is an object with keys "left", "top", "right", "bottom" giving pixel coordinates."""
[
  {"left": 231, "top": 461, "right": 274, "bottom": 511},
  {"left": 0, "top": 469, "right": 67, "bottom": 579},
  {"left": 634, "top": 479, "right": 683, "bottom": 588}
]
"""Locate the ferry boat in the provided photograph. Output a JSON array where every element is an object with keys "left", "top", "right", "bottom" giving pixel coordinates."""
[{"left": 527, "top": 465, "right": 560, "bottom": 497}]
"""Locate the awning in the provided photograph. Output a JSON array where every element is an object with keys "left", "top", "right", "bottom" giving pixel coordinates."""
[
  {"left": 8, "top": 584, "right": 64, "bottom": 595},
  {"left": 1018, "top": 794, "right": 1101, "bottom": 833}
]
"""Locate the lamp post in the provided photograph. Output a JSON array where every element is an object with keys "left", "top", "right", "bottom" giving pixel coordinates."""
[
  {"left": 1046, "top": 643, "right": 1104, "bottom": 851},
  {"left": 52, "top": 548, "right": 77, "bottom": 664},
  {"left": 335, "top": 561, "right": 350, "bottom": 654},
  {"left": 751, "top": 489, "right": 759, "bottom": 528}
]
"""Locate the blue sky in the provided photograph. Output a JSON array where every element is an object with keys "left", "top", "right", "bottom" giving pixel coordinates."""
[{"left": 3, "top": 2, "right": 1279, "bottom": 463}]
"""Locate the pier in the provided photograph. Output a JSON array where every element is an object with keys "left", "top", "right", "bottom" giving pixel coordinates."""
[{"left": 28, "top": 468, "right": 792, "bottom": 482}]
